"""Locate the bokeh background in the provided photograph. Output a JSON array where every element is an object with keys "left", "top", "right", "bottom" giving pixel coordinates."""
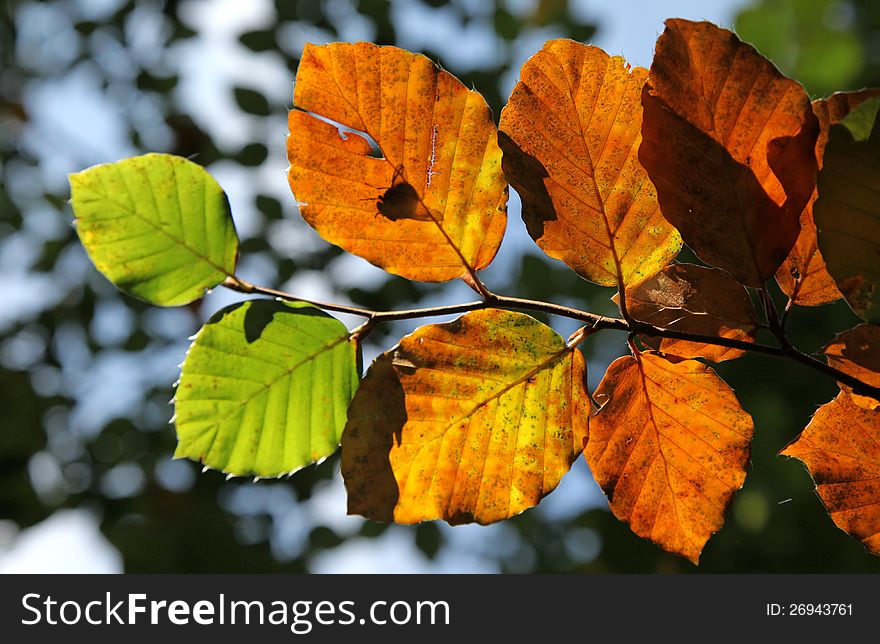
[{"left": 2, "top": 0, "right": 880, "bottom": 573}]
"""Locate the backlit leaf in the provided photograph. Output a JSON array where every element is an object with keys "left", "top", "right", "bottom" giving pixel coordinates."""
[
  {"left": 823, "top": 324, "right": 880, "bottom": 410},
  {"left": 585, "top": 351, "right": 754, "bottom": 563},
  {"left": 69, "top": 153, "right": 239, "bottom": 306},
  {"left": 624, "top": 264, "right": 759, "bottom": 362},
  {"left": 776, "top": 89, "right": 880, "bottom": 306},
  {"left": 640, "top": 19, "right": 819, "bottom": 287},
  {"left": 814, "top": 96, "right": 880, "bottom": 323},
  {"left": 342, "top": 309, "right": 589, "bottom": 525},
  {"left": 174, "top": 299, "right": 359, "bottom": 477},
  {"left": 287, "top": 42, "right": 507, "bottom": 282},
  {"left": 781, "top": 392, "right": 880, "bottom": 556},
  {"left": 499, "top": 39, "right": 681, "bottom": 288}
]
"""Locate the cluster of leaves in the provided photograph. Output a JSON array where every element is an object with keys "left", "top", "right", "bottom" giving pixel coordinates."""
[{"left": 68, "top": 19, "right": 880, "bottom": 564}]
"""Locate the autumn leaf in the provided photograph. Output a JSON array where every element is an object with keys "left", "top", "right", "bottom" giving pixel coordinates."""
[
  {"left": 174, "top": 300, "right": 359, "bottom": 477},
  {"left": 624, "top": 264, "right": 759, "bottom": 362},
  {"left": 640, "top": 19, "right": 819, "bottom": 287},
  {"left": 823, "top": 324, "right": 880, "bottom": 410},
  {"left": 814, "top": 96, "right": 880, "bottom": 323},
  {"left": 342, "top": 309, "right": 589, "bottom": 525},
  {"left": 69, "top": 153, "right": 239, "bottom": 306},
  {"left": 498, "top": 39, "right": 681, "bottom": 288},
  {"left": 287, "top": 42, "right": 507, "bottom": 282},
  {"left": 585, "top": 351, "right": 753, "bottom": 563},
  {"left": 781, "top": 391, "right": 880, "bottom": 556},
  {"left": 776, "top": 89, "right": 880, "bottom": 306}
]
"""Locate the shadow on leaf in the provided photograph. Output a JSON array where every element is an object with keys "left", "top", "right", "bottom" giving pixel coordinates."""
[
  {"left": 340, "top": 356, "right": 405, "bottom": 522},
  {"left": 498, "top": 131, "right": 556, "bottom": 238}
]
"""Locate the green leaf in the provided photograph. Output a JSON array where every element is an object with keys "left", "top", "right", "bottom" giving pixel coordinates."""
[
  {"left": 174, "top": 299, "right": 359, "bottom": 477},
  {"left": 69, "top": 153, "right": 239, "bottom": 306},
  {"left": 838, "top": 95, "right": 880, "bottom": 142},
  {"left": 815, "top": 98, "right": 880, "bottom": 323}
]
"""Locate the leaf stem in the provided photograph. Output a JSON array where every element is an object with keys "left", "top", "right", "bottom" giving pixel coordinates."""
[
  {"left": 759, "top": 286, "right": 794, "bottom": 351},
  {"left": 222, "top": 275, "right": 880, "bottom": 402}
]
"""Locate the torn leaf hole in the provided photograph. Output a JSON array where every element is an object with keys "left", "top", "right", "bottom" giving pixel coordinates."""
[{"left": 296, "top": 107, "right": 384, "bottom": 158}]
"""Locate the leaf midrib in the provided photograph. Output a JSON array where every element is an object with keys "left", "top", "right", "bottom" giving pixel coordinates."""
[
  {"left": 297, "top": 47, "right": 482, "bottom": 276},
  {"left": 393, "top": 341, "right": 575, "bottom": 472},
  {"left": 76, "top": 181, "right": 231, "bottom": 278},
  {"left": 180, "top": 326, "right": 352, "bottom": 464}
]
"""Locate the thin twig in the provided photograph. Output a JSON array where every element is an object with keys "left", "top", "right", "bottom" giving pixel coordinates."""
[
  {"left": 760, "top": 286, "right": 794, "bottom": 351},
  {"left": 221, "top": 276, "right": 880, "bottom": 402}
]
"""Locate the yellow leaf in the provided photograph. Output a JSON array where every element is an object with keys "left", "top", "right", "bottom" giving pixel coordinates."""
[{"left": 342, "top": 309, "right": 589, "bottom": 525}]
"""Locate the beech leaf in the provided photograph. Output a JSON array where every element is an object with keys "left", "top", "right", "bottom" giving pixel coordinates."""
[
  {"left": 776, "top": 89, "right": 880, "bottom": 306},
  {"left": 342, "top": 309, "right": 589, "bottom": 525},
  {"left": 624, "top": 264, "right": 759, "bottom": 362},
  {"left": 499, "top": 39, "right": 681, "bottom": 288},
  {"left": 174, "top": 299, "right": 359, "bottom": 477},
  {"left": 823, "top": 324, "right": 880, "bottom": 410},
  {"left": 69, "top": 153, "right": 239, "bottom": 306},
  {"left": 287, "top": 42, "right": 508, "bottom": 282},
  {"left": 814, "top": 96, "right": 880, "bottom": 323},
  {"left": 585, "top": 351, "right": 754, "bottom": 563},
  {"left": 782, "top": 392, "right": 880, "bottom": 556},
  {"left": 640, "top": 19, "right": 819, "bottom": 287}
]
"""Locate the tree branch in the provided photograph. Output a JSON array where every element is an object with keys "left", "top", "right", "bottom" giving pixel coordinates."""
[{"left": 222, "top": 275, "right": 880, "bottom": 402}]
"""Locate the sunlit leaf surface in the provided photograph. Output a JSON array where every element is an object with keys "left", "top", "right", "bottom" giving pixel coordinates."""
[{"left": 342, "top": 309, "right": 589, "bottom": 524}]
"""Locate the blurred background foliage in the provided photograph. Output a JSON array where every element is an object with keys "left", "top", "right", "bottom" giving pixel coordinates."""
[{"left": 1, "top": 0, "right": 879, "bottom": 573}]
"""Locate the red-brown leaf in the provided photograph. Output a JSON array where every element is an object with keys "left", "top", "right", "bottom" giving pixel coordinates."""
[
  {"left": 824, "top": 324, "right": 880, "bottom": 410},
  {"left": 625, "top": 264, "right": 759, "bottom": 362},
  {"left": 640, "top": 19, "right": 819, "bottom": 287}
]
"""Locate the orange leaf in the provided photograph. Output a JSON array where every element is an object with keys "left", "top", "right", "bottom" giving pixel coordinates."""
[
  {"left": 342, "top": 309, "right": 589, "bottom": 525},
  {"left": 625, "top": 264, "right": 759, "bottom": 362},
  {"left": 585, "top": 351, "right": 753, "bottom": 563},
  {"left": 287, "top": 42, "right": 507, "bottom": 282},
  {"left": 498, "top": 39, "right": 682, "bottom": 288},
  {"left": 640, "top": 19, "right": 819, "bottom": 287},
  {"left": 776, "top": 89, "right": 880, "bottom": 306},
  {"left": 781, "top": 392, "right": 880, "bottom": 556},
  {"left": 823, "top": 324, "right": 880, "bottom": 410}
]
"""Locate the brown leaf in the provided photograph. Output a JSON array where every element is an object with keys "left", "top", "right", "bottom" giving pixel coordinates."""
[
  {"left": 342, "top": 309, "right": 589, "bottom": 525},
  {"left": 625, "top": 264, "right": 759, "bottom": 362},
  {"left": 640, "top": 19, "right": 819, "bottom": 287},
  {"left": 824, "top": 323, "right": 880, "bottom": 410},
  {"left": 288, "top": 42, "right": 507, "bottom": 282},
  {"left": 498, "top": 39, "right": 681, "bottom": 288},
  {"left": 813, "top": 98, "right": 880, "bottom": 323},
  {"left": 776, "top": 89, "right": 880, "bottom": 306},
  {"left": 585, "top": 351, "right": 753, "bottom": 563},
  {"left": 781, "top": 392, "right": 880, "bottom": 556}
]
